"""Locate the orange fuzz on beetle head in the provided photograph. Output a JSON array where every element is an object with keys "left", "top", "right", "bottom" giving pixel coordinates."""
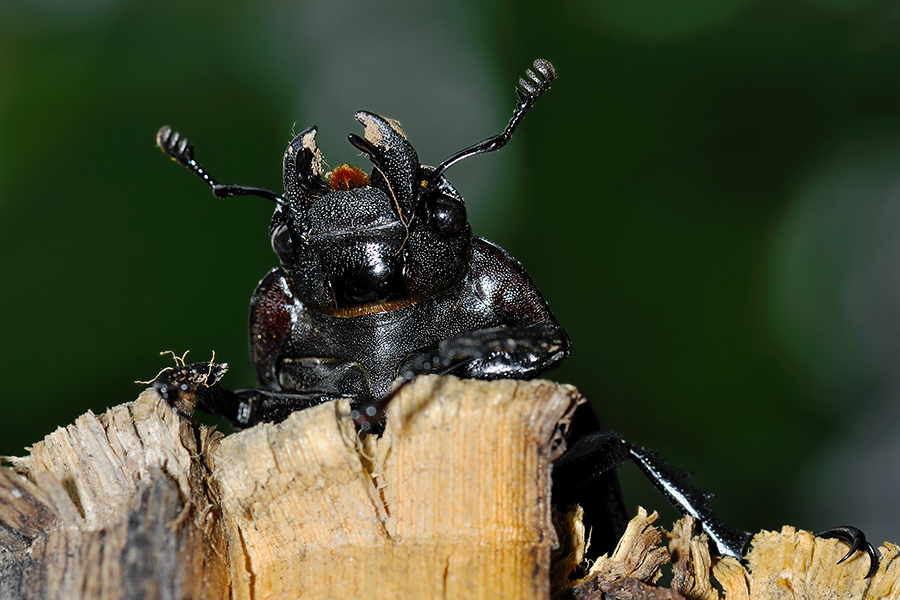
[{"left": 329, "top": 164, "right": 370, "bottom": 191}]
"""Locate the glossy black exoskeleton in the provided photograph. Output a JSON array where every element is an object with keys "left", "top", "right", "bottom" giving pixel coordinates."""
[
  {"left": 155, "top": 60, "right": 568, "bottom": 430},
  {"left": 152, "top": 59, "right": 879, "bottom": 576}
]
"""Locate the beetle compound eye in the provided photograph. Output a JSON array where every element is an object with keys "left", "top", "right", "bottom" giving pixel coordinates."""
[
  {"left": 271, "top": 223, "right": 294, "bottom": 262},
  {"left": 431, "top": 196, "right": 467, "bottom": 235}
]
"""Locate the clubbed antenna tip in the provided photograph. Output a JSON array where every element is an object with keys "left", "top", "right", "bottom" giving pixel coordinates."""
[{"left": 428, "top": 59, "right": 557, "bottom": 182}]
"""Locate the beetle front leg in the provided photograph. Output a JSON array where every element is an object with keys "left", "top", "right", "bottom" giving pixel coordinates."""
[
  {"left": 150, "top": 361, "right": 344, "bottom": 429},
  {"left": 399, "top": 322, "right": 571, "bottom": 381},
  {"left": 351, "top": 323, "right": 570, "bottom": 431}
]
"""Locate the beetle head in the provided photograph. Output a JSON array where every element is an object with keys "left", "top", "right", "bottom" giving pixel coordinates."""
[
  {"left": 271, "top": 112, "right": 471, "bottom": 315},
  {"left": 265, "top": 59, "right": 556, "bottom": 315},
  {"left": 157, "top": 60, "right": 553, "bottom": 315}
]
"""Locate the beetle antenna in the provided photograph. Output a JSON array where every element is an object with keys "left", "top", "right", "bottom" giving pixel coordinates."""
[
  {"left": 427, "top": 59, "right": 556, "bottom": 184},
  {"left": 157, "top": 126, "right": 287, "bottom": 205}
]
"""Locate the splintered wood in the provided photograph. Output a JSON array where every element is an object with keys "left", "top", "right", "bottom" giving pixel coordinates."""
[
  {"left": 1, "top": 376, "right": 898, "bottom": 600},
  {"left": 0, "top": 390, "right": 229, "bottom": 599},
  {"left": 557, "top": 510, "right": 900, "bottom": 600}
]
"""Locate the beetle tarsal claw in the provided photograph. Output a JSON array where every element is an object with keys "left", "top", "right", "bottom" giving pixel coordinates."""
[{"left": 816, "top": 525, "right": 881, "bottom": 577}]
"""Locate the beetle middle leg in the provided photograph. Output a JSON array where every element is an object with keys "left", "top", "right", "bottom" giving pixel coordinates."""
[{"left": 351, "top": 322, "right": 571, "bottom": 430}]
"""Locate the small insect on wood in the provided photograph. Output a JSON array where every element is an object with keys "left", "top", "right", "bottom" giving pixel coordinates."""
[{"left": 153, "top": 58, "right": 879, "bottom": 574}]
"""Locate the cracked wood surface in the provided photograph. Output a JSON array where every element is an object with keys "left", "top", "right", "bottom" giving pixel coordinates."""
[
  {"left": 555, "top": 509, "right": 900, "bottom": 600},
  {"left": 2, "top": 375, "right": 898, "bottom": 600},
  {"left": 214, "top": 376, "right": 580, "bottom": 599},
  {"left": 0, "top": 389, "right": 229, "bottom": 599},
  {"left": 0, "top": 375, "right": 580, "bottom": 600}
]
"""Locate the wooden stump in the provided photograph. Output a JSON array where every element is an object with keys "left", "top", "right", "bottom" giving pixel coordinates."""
[
  {"left": 1, "top": 375, "right": 897, "bottom": 599},
  {"left": 0, "top": 376, "right": 579, "bottom": 599}
]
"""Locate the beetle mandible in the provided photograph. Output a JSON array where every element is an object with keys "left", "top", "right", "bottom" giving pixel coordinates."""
[{"left": 152, "top": 59, "right": 879, "bottom": 573}]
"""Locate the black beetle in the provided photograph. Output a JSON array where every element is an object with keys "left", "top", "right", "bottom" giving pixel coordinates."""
[{"left": 152, "top": 59, "right": 879, "bottom": 575}]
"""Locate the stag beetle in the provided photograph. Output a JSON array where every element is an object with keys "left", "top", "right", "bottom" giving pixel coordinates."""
[{"left": 152, "top": 59, "right": 879, "bottom": 574}]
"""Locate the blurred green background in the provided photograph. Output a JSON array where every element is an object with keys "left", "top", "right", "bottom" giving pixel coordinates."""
[{"left": 3, "top": 0, "right": 900, "bottom": 545}]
